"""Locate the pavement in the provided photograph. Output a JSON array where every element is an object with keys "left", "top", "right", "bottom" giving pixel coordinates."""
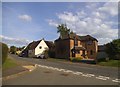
[{"left": 2, "top": 54, "right": 120, "bottom": 85}]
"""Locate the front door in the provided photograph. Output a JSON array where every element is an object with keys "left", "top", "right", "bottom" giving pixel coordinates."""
[
  {"left": 72, "top": 51, "right": 75, "bottom": 57},
  {"left": 82, "top": 50, "right": 85, "bottom": 58}
]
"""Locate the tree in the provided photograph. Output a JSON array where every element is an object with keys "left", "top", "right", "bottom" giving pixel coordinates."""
[
  {"left": 10, "top": 46, "right": 17, "bottom": 54},
  {"left": 57, "top": 24, "right": 70, "bottom": 39},
  {"left": 16, "top": 46, "right": 25, "bottom": 51},
  {"left": 105, "top": 39, "right": 120, "bottom": 60}
]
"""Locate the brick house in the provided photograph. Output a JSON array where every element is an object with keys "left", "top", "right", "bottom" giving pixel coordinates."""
[{"left": 55, "top": 34, "right": 98, "bottom": 60}]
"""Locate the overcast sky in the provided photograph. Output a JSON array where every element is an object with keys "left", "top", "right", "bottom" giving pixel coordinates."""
[{"left": 1, "top": 2, "right": 119, "bottom": 47}]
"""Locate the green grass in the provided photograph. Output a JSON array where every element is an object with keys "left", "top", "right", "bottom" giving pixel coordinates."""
[
  {"left": 47, "top": 58, "right": 69, "bottom": 62},
  {"left": 98, "top": 60, "right": 120, "bottom": 67},
  {"left": 2, "top": 58, "right": 18, "bottom": 70}
]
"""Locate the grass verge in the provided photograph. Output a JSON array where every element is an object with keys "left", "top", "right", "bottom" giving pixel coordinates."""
[
  {"left": 2, "top": 57, "right": 18, "bottom": 70},
  {"left": 98, "top": 60, "right": 120, "bottom": 67},
  {"left": 47, "top": 58, "right": 69, "bottom": 62}
]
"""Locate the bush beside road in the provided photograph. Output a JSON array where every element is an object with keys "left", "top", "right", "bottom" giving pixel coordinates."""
[
  {"left": 98, "top": 60, "right": 120, "bottom": 67},
  {"left": 1, "top": 42, "right": 8, "bottom": 64}
]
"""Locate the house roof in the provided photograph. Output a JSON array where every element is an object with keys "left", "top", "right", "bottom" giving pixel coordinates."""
[
  {"left": 27, "top": 40, "right": 41, "bottom": 50},
  {"left": 55, "top": 34, "right": 98, "bottom": 42},
  {"left": 45, "top": 41, "right": 55, "bottom": 49},
  {"left": 79, "top": 35, "right": 98, "bottom": 42},
  {"left": 25, "top": 40, "right": 55, "bottom": 50}
]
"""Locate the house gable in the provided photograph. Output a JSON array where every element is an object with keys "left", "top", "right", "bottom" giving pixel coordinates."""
[{"left": 35, "top": 40, "right": 49, "bottom": 55}]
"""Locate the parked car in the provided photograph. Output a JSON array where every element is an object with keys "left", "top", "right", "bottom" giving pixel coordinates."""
[{"left": 36, "top": 54, "right": 47, "bottom": 59}]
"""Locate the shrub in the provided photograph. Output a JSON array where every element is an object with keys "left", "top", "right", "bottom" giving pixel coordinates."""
[
  {"left": 70, "top": 57, "right": 83, "bottom": 62},
  {"left": 1, "top": 42, "right": 8, "bottom": 64},
  {"left": 10, "top": 46, "right": 17, "bottom": 54},
  {"left": 97, "top": 57, "right": 110, "bottom": 62},
  {"left": 43, "top": 49, "right": 49, "bottom": 58}
]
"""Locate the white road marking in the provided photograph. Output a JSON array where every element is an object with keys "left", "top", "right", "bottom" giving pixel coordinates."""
[
  {"left": 48, "top": 67, "right": 55, "bottom": 70},
  {"left": 82, "top": 74, "right": 95, "bottom": 77},
  {"left": 36, "top": 64, "right": 118, "bottom": 83},
  {"left": 112, "top": 79, "right": 120, "bottom": 83},
  {"left": 64, "top": 70, "right": 74, "bottom": 73},
  {"left": 58, "top": 69, "right": 66, "bottom": 72},
  {"left": 53, "top": 68, "right": 60, "bottom": 71},
  {"left": 96, "top": 76, "right": 110, "bottom": 80},
  {"left": 72, "top": 72, "right": 83, "bottom": 75}
]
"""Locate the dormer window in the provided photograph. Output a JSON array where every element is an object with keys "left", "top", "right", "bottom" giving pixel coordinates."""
[{"left": 39, "top": 46, "right": 42, "bottom": 49}]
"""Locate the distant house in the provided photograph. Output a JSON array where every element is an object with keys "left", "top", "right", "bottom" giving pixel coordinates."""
[
  {"left": 97, "top": 45, "right": 108, "bottom": 59},
  {"left": 20, "top": 39, "right": 54, "bottom": 58},
  {"left": 55, "top": 33, "right": 98, "bottom": 60}
]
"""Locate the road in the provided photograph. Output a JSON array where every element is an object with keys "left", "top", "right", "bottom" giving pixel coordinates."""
[{"left": 3, "top": 54, "right": 120, "bottom": 85}]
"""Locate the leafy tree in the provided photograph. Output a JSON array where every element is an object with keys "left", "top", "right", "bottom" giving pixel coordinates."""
[
  {"left": 10, "top": 46, "right": 17, "bottom": 54},
  {"left": 57, "top": 24, "right": 70, "bottom": 39},
  {"left": 16, "top": 46, "right": 25, "bottom": 51},
  {"left": 105, "top": 39, "right": 120, "bottom": 60}
]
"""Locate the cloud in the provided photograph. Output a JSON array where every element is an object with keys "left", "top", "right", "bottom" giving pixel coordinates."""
[
  {"left": 47, "top": 2, "right": 118, "bottom": 45},
  {"left": 18, "top": 14, "right": 32, "bottom": 22},
  {"left": 57, "top": 12, "right": 79, "bottom": 22},
  {"left": 46, "top": 19, "right": 58, "bottom": 27},
  {"left": 98, "top": 2, "right": 118, "bottom": 16},
  {"left": 0, "top": 35, "right": 30, "bottom": 46}
]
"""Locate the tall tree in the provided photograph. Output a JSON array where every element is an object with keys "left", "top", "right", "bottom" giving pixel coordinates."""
[
  {"left": 57, "top": 24, "right": 70, "bottom": 39},
  {"left": 105, "top": 39, "right": 120, "bottom": 59}
]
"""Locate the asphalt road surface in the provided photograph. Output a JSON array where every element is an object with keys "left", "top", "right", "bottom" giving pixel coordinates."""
[{"left": 3, "top": 54, "right": 120, "bottom": 85}]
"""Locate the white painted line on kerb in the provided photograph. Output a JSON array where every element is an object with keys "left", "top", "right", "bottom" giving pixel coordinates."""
[
  {"left": 64, "top": 70, "right": 74, "bottom": 73},
  {"left": 96, "top": 76, "right": 110, "bottom": 80},
  {"left": 58, "top": 69, "right": 66, "bottom": 72},
  {"left": 112, "top": 79, "right": 120, "bottom": 83},
  {"left": 82, "top": 74, "right": 95, "bottom": 77},
  {"left": 72, "top": 72, "right": 83, "bottom": 75},
  {"left": 52, "top": 68, "right": 60, "bottom": 71}
]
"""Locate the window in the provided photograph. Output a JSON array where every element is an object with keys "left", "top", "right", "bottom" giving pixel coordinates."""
[
  {"left": 75, "top": 38, "right": 78, "bottom": 46},
  {"left": 87, "top": 41, "right": 92, "bottom": 45},
  {"left": 76, "top": 50, "right": 80, "bottom": 54},
  {"left": 90, "top": 50, "right": 93, "bottom": 55},
  {"left": 39, "top": 46, "right": 42, "bottom": 49}
]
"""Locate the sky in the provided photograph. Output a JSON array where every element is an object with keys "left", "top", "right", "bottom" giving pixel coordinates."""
[{"left": 1, "top": 2, "right": 119, "bottom": 47}]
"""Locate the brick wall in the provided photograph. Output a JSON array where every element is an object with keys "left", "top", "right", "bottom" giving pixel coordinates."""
[{"left": 55, "top": 39, "right": 70, "bottom": 59}]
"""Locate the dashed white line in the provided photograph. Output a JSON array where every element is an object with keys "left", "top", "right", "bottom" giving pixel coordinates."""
[
  {"left": 64, "top": 70, "right": 74, "bottom": 73},
  {"left": 82, "top": 74, "right": 95, "bottom": 77},
  {"left": 96, "top": 76, "right": 110, "bottom": 80},
  {"left": 72, "top": 72, "right": 83, "bottom": 75},
  {"left": 112, "top": 79, "right": 120, "bottom": 83}
]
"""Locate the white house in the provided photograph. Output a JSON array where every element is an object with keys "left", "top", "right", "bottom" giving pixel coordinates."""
[{"left": 26, "top": 39, "right": 53, "bottom": 58}]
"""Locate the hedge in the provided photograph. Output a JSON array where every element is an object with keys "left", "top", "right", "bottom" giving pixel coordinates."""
[
  {"left": 1, "top": 42, "right": 8, "bottom": 64},
  {"left": 70, "top": 57, "right": 83, "bottom": 62}
]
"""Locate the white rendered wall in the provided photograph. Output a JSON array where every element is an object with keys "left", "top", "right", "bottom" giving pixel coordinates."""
[{"left": 35, "top": 40, "right": 49, "bottom": 55}]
